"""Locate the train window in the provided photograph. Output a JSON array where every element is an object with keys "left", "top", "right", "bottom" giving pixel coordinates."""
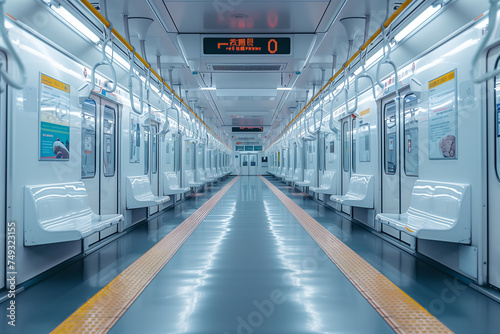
[
  {"left": 404, "top": 94, "right": 419, "bottom": 176},
  {"left": 81, "top": 99, "right": 96, "bottom": 178},
  {"left": 352, "top": 121, "right": 357, "bottom": 173},
  {"left": 144, "top": 127, "right": 149, "bottom": 174},
  {"left": 495, "top": 67, "right": 500, "bottom": 180},
  {"left": 129, "top": 113, "right": 140, "bottom": 163},
  {"left": 342, "top": 121, "right": 350, "bottom": 172},
  {"left": 103, "top": 106, "right": 116, "bottom": 177},
  {"left": 152, "top": 126, "right": 158, "bottom": 174},
  {"left": 359, "top": 123, "right": 371, "bottom": 162},
  {"left": 384, "top": 101, "right": 397, "bottom": 175}
]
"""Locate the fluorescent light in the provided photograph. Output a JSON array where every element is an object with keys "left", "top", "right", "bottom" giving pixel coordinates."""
[
  {"left": 277, "top": 87, "right": 292, "bottom": 91},
  {"left": 51, "top": 5, "right": 100, "bottom": 44},
  {"left": 365, "top": 48, "right": 384, "bottom": 68},
  {"left": 394, "top": 5, "right": 441, "bottom": 43},
  {"left": 201, "top": 87, "right": 216, "bottom": 90},
  {"left": 105, "top": 45, "right": 130, "bottom": 70}
]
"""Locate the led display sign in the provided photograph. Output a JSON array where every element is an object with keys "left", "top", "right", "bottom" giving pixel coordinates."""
[
  {"left": 232, "top": 127, "right": 263, "bottom": 133},
  {"left": 203, "top": 37, "right": 291, "bottom": 55}
]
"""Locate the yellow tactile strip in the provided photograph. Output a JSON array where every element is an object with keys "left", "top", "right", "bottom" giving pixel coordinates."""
[
  {"left": 52, "top": 176, "right": 240, "bottom": 334},
  {"left": 260, "top": 176, "right": 452, "bottom": 334}
]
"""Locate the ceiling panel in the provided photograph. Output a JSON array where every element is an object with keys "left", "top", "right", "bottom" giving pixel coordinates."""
[{"left": 162, "top": 1, "right": 330, "bottom": 33}]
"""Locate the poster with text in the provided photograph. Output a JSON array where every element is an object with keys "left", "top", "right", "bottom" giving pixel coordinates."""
[
  {"left": 428, "top": 70, "right": 457, "bottom": 160},
  {"left": 39, "top": 74, "right": 71, "bottom": 160}
]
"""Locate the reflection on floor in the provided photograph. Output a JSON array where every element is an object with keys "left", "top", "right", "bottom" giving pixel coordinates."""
[{"left": 1, "top": 175, "right": 499, "bottom": 334}]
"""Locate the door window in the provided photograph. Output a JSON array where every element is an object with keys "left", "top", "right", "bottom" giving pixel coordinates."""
[
  {"left": 384, "top": 101, "right": 397, "bottom": 175},
  {"left": 152, "top": 126, "right": 158, "bottom": 174},
  {"left": 102, "top": 106, "right": 115, "bottom": 177},
  {"left": 81, "top": 99, "right": 96, "bottom": 178},
  {"left": 404, "top": 94, "right": 419, "bottom": 176},
  {"left": 144, "top": 127, "right": 149, "bottom": 174},
  {"left": 342, "top": 121, "right": 350, "bottom": 172},
  {"left": 495, "top": 60, "right": 500, "bottom": 180},
  {"left": 352, "top": 121, "right": 357, "bottom": 173}
]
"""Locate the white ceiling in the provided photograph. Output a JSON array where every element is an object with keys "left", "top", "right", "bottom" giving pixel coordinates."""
[{"left": 72, "top": 0, "right": 406, "bottom": 143}]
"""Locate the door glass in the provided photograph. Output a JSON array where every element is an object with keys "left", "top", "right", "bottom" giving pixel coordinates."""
[
  {"left": 342, "top": 121, "right": 350, "bottom": 172},
  {"left": 495, "top": 63, "right": 500, "bottom": 180},
  {"left": 102, "top": 106, "right": 115, "bottom": 177},
  {"left": 404, "top": 94, "right": 419, "bottom": 176},
  {"left": 152, "top": 126, "right": 158, "bottom": 174},
  {"left": 174, "top": 138, "right": 180, "bottom": 172},
  {"left": 359, "top": 123, "right": 371, "bottom": 162},
  {"left": 242, "top": 155, "right": 248, "bottom": 166},
  {"left": 384, "top": 101, "right": 397, "bottom": 175},
  {"left": 251, "top": 155, "right": 256, "bottom": 166},
  {"left": 144, "top": 127, "right": 150, "bottom": 174},
  {"left": 81, "top": 99, "right": 96, "bottom": 178},
  {"left": 352, "top": 121, "right": 357, "bottom": 173}
]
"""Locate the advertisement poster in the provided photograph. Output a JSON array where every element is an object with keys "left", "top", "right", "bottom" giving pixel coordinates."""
[
  {"left": 39, "top": 74, "right": 70, "bottom": 160},
  {"left": 428, "top": 70, "right": 457, "bottom": 160},
  {"left": 129, "top": 113, "right": 140, "bottom": 163}
]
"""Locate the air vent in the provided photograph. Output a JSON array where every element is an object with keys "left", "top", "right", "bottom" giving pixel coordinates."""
[{"left": 207, "top": 64, "right": 286, "bottom": 72}]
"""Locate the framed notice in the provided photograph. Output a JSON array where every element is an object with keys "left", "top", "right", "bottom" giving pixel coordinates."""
[
  {"left": 39, "top": 73, "right": 70, "bottom": 160},
  {"left": 428, "top": 70, "right": 458, "bottom": 160}
]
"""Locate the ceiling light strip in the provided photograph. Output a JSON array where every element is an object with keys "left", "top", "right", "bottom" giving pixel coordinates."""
[
  {"left": 265, "top": 0, "right": 415, "bottom": 151},
  {"left": 78, "top": 0, "right": 230, "bottom": 149}
]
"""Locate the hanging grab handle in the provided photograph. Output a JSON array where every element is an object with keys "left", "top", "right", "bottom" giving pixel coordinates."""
[
  {"left": 156, "top": 87, "right": 171, "bottom": 138},
  {"left": 128, "top": 50, "right": 144, "bottom": 115},
  {"left": 90, "top": 25, "right": 117, "bottom": 93},
  {"left": 471, "top": 0, "right": 500, "bottom": 83},
  {"left": 376, "top": 26, "right": 399, "bottom": 91},
  {"left": 312, "top": 91, "right": 325, "bottom": 134},
  {"left": 0, "top": 7, "right": 27, "bottom": 90},
  {"left": 349, "top": 49, "right": 377, "bottom": 114}
]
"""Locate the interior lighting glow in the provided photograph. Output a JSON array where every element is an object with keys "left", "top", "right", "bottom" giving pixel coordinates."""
[
  {"left": 394, "top": 5, "right": 441, "bottom": 43},
  {"left": 105, "top": 45, "right": 131, "bottom": 70},
  {"left": 51, "top": 5, "right": 100, "bottom": 44},
  {"left": 201, "top": 87, "right": 216, "bottom": 90},
  {"left": 277, "top": 87, "right": 292, "bottom": 91}
]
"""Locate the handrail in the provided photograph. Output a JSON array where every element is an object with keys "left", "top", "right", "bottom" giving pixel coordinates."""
[
  {"left": 329, "top": 85, "right": 348, "bottom": 134},
  {"left": 265, "top": 0, "right": 414, "bottom": 151},
  {"left": 128, "top": 51, "right": 143, "bottom": 115},
  {"left": 90, "top": 25, "right": 116, "bottom": 94},
  {"left": 471, "top": 0, "right": 500, "bottom": 83},
  {"left": 78, "top": 0, "right": 229, "bottom": 149},
  {"left": 348, "top": 48, "right": 377, "bottom": 114},
  {"left": 0, "top": 8, "right": 26, "bottom": 89},
  {"left": 312, "top": 90, "right": 326, "bottom": 134},
  {"left": 156, "top": 87, "right": 171, "bottom": 138},
  {"left": 376, "top": 26, "right": 399, "bottom": 91}
]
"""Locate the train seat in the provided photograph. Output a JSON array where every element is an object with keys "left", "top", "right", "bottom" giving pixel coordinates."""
[
  {"left": 24, "top": 182, "right": 123, "bottom": 246},
  {"left": 376, "top": 180, "right": 471, "bottom": 244},
  {"left": 206, "top": 168, "right": 218, "bottom": 181},
  {"left": 185, "top": 170, "right": 204, "bottom": 187},
  {"left": 126, "top": 176, "right": 170, "bottom": 209},
  {"left": 310, "top": 171, "right": 336, "bottom": 194},
  {"left": 281, "top": 167, "right": 293, "bottom": 181},
  {"left": 330, "top": 174, "right": 374, "bottom": 208},
  {"left": 285, "top": 168, "right": 301, "bottom": 183},
  {"left": 295, "top": 169, "right": 315, "bottom": 187},
  {"left": 164, "top": 172, "right": 191, "bottom": 195},
  {"left": 197, "top": 168, "right": 215, "bottom": 183}
]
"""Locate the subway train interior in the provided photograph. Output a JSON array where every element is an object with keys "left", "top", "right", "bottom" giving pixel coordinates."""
[{"left": 2, "top": 0, "right": 500, "bottom": 332}]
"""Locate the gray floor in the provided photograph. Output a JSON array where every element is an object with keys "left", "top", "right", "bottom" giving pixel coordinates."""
[
  {"left": 109, "top": 175, "right": 393, "bottom": 334},
  {"left": 1, "top": 175, "right": 500, "bottom": 333}
]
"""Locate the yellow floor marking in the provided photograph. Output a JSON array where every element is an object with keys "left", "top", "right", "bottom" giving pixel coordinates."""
[
  {"left": 52, "top": 176, "right": 240, "bottom": 334},
  {"left": 260, "top": 176, "right": 452, "bottom": 334}
]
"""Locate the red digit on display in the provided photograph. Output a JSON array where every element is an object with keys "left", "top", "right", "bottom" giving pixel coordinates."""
[{"left": 268, "top": 39, "right": 278, "bottom": 54}]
